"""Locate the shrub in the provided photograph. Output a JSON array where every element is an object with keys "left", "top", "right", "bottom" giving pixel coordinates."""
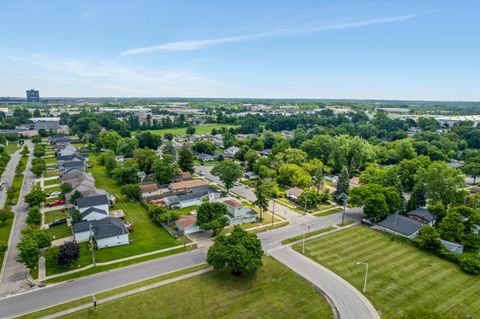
[
  {"left": 57, "top": 241, "right": 81, "bottom": 266},
  {"left": 459, "top": 256, "right": 480, "bottom": 275}
]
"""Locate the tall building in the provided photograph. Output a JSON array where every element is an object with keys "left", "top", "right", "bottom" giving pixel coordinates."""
[{"left": 26, "top": 89, "right": 40, "bottom": 103}]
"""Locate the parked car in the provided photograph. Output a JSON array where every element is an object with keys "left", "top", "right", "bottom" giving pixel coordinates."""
[
  {"left": 361, "top": 218, "right": 374, "bottom": 226},
  {"left": 47, "top": 200, "right": 65, "bottom": 207},
  {"left": 49, "top": 219, "right": 67, "bottom": 227},
  {"left": 49, "top": 191, "right": 61, "bottom": 197}
]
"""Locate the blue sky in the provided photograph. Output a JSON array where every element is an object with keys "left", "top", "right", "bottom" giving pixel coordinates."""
[{"left": 1, "top": 0, "right": 479, "bottom": 100}]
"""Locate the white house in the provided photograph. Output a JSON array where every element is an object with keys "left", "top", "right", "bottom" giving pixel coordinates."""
[
  {"left": 176, "top": 215, "right": 201, "bottom": 235},
  {"left": 223, "top": 198, "right": 257, "bottom": 225},
  {"left": 76, "top": 194, "right": 109, "bottom": 214},
  {"left": 224, "top": 146, "right": 240, "bottom": 158},
  {"left": 57, "top": 144, "right": 76, "bottom": 157},
  {"left": 163, "top": 189, "right": 219, "bottom": 209},
  {"left": 72, "top": 217, "right": 129, "bottom": 248},
  {"left": 285, "top": 187, "right": 304, "bottom": 202}
]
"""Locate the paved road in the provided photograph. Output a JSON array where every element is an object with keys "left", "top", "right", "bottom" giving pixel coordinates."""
[
  {"left": 0, "top": 141, "right": 35, "bottom": 296},
  {"left": 271, "top": 248, "right": 380, "bottom": 319},
  {"left": 0, "top": 148, "right": 22, "bottom": 209}
]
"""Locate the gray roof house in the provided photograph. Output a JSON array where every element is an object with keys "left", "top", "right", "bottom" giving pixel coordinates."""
[
  {"left": 406, "top": 208, "right": 435, "bottom": 225},
  {"left": 72, "top": 217, "right": 129, "bottom": 249},
  {"left": 60, "top": 160, "right": 85, "bottom": 174},
  {"left": 163, "top": 187, "right": 220, "bottom": 209},
  {"left": 377, "top": 214, "right": 424, "bottom": 238},
  {"left": 76, "top": 194, "right": 109, "bottom": 213},
  {"left": 48, "top": 135, "right": 70, "bottom": 144}
]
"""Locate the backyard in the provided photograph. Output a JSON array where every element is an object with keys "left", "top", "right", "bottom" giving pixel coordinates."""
[
  {"left": 147, "top": 124, "right": 238, "bottom": 136},
  {"left": 294, "top": 226, "right": 480, "bottom": 319},
  {"left": 59, "top": 257, "right": 333, "bottom": 319}
]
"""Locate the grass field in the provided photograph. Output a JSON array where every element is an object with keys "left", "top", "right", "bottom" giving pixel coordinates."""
[
  {"left": 6, "top": 155, "right": 28, "bottom": 205},
  {"left": 59, "top": 257, "right": 332, "bottom": 319},
  {"left": 45, "top": 224, "right": 71, "bottom": 240},
  {"left": 44, "top": 209, "right": 68, "bottom": 224},
  {"left": 294, "top": 226, "right": 480, "bottom": 319},
  {"left": 44, "top": 157, "right": 56, "bottom": 165},
  {"left": 44, "top": 178, "right": 61, "bottom": 186},
  {"left": 0, "top": 219, "right": 13, "bottom": 271},
  {"left": 314, "top": 207, "right": 343, "bottom": 217},
  {"left": 5, "top": 143, "right": 18, "bottom": 154},
  {"left": 44, "top": 170, "right": 60, "bottom": 178},
  {"left": 147, "top": 124, "right": 238, "bottom": 136}
]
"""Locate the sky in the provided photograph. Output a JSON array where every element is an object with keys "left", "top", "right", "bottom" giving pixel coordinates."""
[{"left": 1, "top": 0, "right": 479, "bottom": 101}]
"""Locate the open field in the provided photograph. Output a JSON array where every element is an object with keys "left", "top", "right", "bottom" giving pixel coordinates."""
[
  {"left": 147, "top": 124, "right": 238, "bottom": 136},
  {"left": 294, "top": 226, "right": 480, "bottom": 319},
  {"left": 58, "top": 257, "right": 332, "bottom": 319}
]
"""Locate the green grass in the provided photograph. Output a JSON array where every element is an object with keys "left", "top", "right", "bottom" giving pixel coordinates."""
[
  {"left": 314, "top": 207, "right": 343, "bottom": 217},
  {"left": 294, "top": 226, "right": 480, "bottom": 319},
  {"left": 0, "top": 219, "right": 13, "bottom": 270},
  {"left": 45, "top": 224, "right": 72, "bottom": 240},
  {"left": 44, "top": 185, "right": 61, "bottom": 193},
  {"left": 7, "top": 155, "right": 28, "bottom": 205},
  {"left": 147, "top": 124, "right": 239, "bottom": 136},
  {"left": 45, "top": 196, "right": 60, "bottom": 204},
  {"left": 44, "top": 170, "right": 60, "bottom": 178},
  {"left": 44, "top": 209, "right": 67, "bottom": 224},
  {"left": 58, "top": 257, "right": 333, "bottom": 319},
  {"left": 282, "top": 226, "right": 336, "bottom": 245},
  {"left": 44, "top": 157, "right": 57, "bottom": 165},
  {"left": 5, "top": 143, "right": 18, "bottom": 154},
  {"left": 171, "top": 205, "right": 198, "bottom": 216},
  {"left": 44, "top": 178, "right": 61, "bottom": 186}
]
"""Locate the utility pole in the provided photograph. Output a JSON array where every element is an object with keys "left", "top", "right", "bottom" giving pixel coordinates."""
[
  {"left": 340, "top": 193, "right": 348, "bottom": 227},
  {"left": 302, "top": 229, "right": 306, "bottom": 254},
  {"left": 271, "top": 200, "right": 275, "bottom": 227},
  {"left": 356, "top": 262, "right": 368, "bottom": 293},
  {"left": 89, "top": 223, "right": 96, "bottom": 267}
]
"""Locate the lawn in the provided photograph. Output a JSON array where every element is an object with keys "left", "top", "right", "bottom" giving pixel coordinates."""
[
  {"left": 45, "top": 196, "right": 60, "bottom": 204},
  {"left": 0, "top": 219, "right": 13, "bottom": 270},
  {"left": 44, "top": 186, "right": 61, "bottom": 193},
  {"left": 44, "top": 209, "right": 68, "bottom": 224},
  {"left": 44, "top": 157, "right": 57, "bottom": 165},
  {"left": 147, "top": 124, "right": 239, "bottom": 136},
  {"left": 294, "top": 226, "right": 480, "bottom": 319},
  {"left": 45, "top": 224, "right": 72, "bottom": 240},
  {"left": 6, "top": 155, "right": 28, "bottom": 205},
  {"left": 5, "top": 143, "right": 18, "bottom": 154},
  {"left": 44, "top": 170, "right": 60, "bottom": 178},
  {"left": 60, "top": 257, "right": 333, "bottom": 319},
  {"left": 44, "top": 178, "right": 61, "bottom": 186},
  {"left": 313, "top": 207, "right": 343, "bottom": 217}
]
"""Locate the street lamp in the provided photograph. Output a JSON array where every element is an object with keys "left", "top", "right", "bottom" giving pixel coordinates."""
[
  {"left": 302, "top": 225, "right": 310, "bottom": 254},
  {"left": 356, "top": 261, "right": 368, "bottom": 293},
  {"left": 339, "top": 193, "right": 348, "bottom": 227}
]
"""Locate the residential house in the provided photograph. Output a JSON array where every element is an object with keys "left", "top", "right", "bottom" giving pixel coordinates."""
[
  {"left": 60, "top": 160, "right": 85, "bottom": 175},
  {"left": 72, "top": 217, "right": 129, "bottom": 248},
  {"left": 56, "top": 144, "right": 76, "bottom": 157},
  {"left": 140, "top": 183, "right": 162, "bottom": 200},
  {"left": 168, "top": 180, "right": 209, "bottom": 192},
  {"left": 285, "top": 187, "right": 304, "bottom": 201},
  {"left": 376, "top": 214, "right": 423, "bottom": 238},
  {"left": 173, "top": 171, "right": 193, "bottom": 182},
  {"left": 196, "top": 153, "right": 215, "bottom": 162},
  {"left": 258, "top": 149, "right": 272, "bottom": 157},
  {"left": 48, "top": 135, "right": 70, "bottom": 144},
  {"left": 406, "top": 208, "right": 435, "bottom": 225},
  {"left": 223, "top": 198, "right": 257, "bottom": 225},
  {"left": 176, "top": 215, "right": 201, "bottom": 235},
  {"left": 57, "top": 153, "right": 86, "bottom": 165},
  {"left": 76, "top": 194, "right": 109, "bottom": 214},
  {"left": 243, "top": 171, "right": 259, "bottom": 180},
  {"left": 137, "top": 171, "right": 147, "bottom": 182},
  {"left": 224, "top": 146, "right": 240, "bottom": 158},
  {"left": 163, "top": 187, "right": 219, "bottom": 209},
  {"left": 72, "top": 207, "right": 109, "bottom": 221}
]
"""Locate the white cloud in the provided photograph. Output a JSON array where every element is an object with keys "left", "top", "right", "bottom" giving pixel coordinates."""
[{"left": 121, "top": 13, "right": 429, "bottom": 56}]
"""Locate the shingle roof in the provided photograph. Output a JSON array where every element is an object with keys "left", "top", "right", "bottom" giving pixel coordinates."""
[
  {"left": 169, "top": 180, "right": 208, "bottom": 191},
  {"left": 62, "top": 161, "right": 85, "bottom": 168},
  {"left": 81, "top": 207, "right": 108, "bottom": 218},
  {"left": 406, "top": 208, "right": 435, "bottom": 223},
  {"left": 286, "top": 187, "right": 304, "bottom": 198},
  {"left": 224, "top": 198, "right": 242, "bottom": 208},
  {"left": 77, "top": 194, "right": 109, "bottom": 209},
  {"left": 140, "top": 184, "right": 159, "bottom": 193},
  {"left": 72, "top": 217, "right": 128, "bottom": 239},
  {"left": 378, "top": 214, "right": 423, "bottom": 236},
  {"left": 176, "top": 215, "right": 197, "bottom": 228}
]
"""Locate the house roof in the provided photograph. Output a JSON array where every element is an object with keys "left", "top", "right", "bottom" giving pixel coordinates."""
[
  {"left": 406, "top": 208, "right": 435, "bottom": 223},
  {"left": 140, "top": 183, "right": 159, "bottom": 193},
  {"left": 181, "top": 171, "right": 192, "bottom": 179},
  {"left": 378, "top": 214, "right": 423, "bottom": 236},
  {"left": 57, "top": 153, "right": 86, "bottom": 162},
  {"left": 350, "top": 177, "right": 360, "bottom": 185},
  {"left": 77, "top": 194, "right": 109, "bottom": 209},
  {"left": 169, "top": 179, "right": 209, "bottom": 191},
  {"left": 62, "top": 160, "right": 85, "bottom": 168},
  {"left": 80, "top": 207, "right": 108, "bottom": 218},
  {"left": 224, "top": 198, "right": 242, "bottom": 208},
  {"left": 72, "top": 217, "right": 128, "bottom": 239},
  {"left": 286, "top": 187, "right": 304, "bottom": 198},
  {"left": 176, "top": 215, "right": 197, "bottom": 228}
]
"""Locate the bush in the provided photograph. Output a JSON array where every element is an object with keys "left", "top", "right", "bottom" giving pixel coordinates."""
[
  {"left": 459, "top": 256, "right": 480, "bottom": 275},
  {"left": 26, "top": 206, "right": 42, "bottom": 226},
  {"left": 57, "top": 241, "right": 81, "bottom": 266},
  {"left": 121, "top": 184, "right": 141, "bottom": 202},
  {"left": 0, "top": 241, "right": 7, "bottom": 254}
]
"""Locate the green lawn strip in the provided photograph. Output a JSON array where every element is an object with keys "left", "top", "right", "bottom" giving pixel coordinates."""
[
  {"left": 44, "top": 170, "right": 60, "bottom": 178},
  {"left": 293, "top": 226, "right": 480, "bottom": 319},
  {"left": 147, "top": 124, "right": 239, "bottom": 136},
  {"left": 44, "top": 209, "right": 68, "bottom": 224},
  {"left": 5, "top": 143, "right": 19, "bottom": 154},
  {"left": 18, "top": 263, "right": 210, "bottom": 319},
  {"left": 7, "top": 155, "right": 28, "bottom": 205},
  {"left": 52, "top": 257, "right": 333, "bottom": 319},
  {"left": 171, "top": 205, "right": 198, "bottom": 216},
  {"left": 44, "top": 186, "right": 61, "bottom": 193},
  {"left": 45, "top": 224, "right": 72, "bottom": 240},
  {"left": 44, "top": 178, "right": 61, "bottom": 186},
  {"left": 281, "top": 226, "right": 337, "bottom": 245},
  {"left": 45, "top": 196, "right": 60, "bottom": 204},
  {"left": 249, "top": 221, "right": 289, "bottom": 234},
  {"left": 44, "top": 157, "right": 57, "bottom": 165},
  {"left": 240, "top": 179, "right": 256, "bottom": 186},
  {"left": 44, "top": 246, "right": 195, "bottom": 283},
  {"left": 314, "top": 207, "right": 343, "bottom": 217},
  {"left": 0, "top": 219, "right": 13, "bottom": 269}
]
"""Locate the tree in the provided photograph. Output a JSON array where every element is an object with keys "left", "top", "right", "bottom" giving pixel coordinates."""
[
  {"left": 17, "top": 236, "right": 40, "bottom": 269},
  {"left": 196, "top": 201, "right": 228, "bottom": 236},
  {"left": 207, "top": 226, "right": 263, "bottom": 275},
  {"left": 121, "top": 184, "right": 141, "bottom": 202},
  {"left": 112, "top": 165, "right": 140, "bottom": 185},
  {"left": 277, "top": 163, "right": 312, "bottom": 188},
  {"left": 192, "top": 141, "right": 215, "bottom": 155},
  {"left": 416, "top": 226, "right": 441, "bottom": 251},
  {"left": 178, "top": 146, "right": 194, "bottom": 173},
  {"left": 163, "top": 132, "right": 174, "bottom": 141},
  {"left": 57, "top": 241, "right": 81, "bottom": 266},
  {"left": 60, "top": 182, "right": 73, "bottom": 197},
  {"left": 303, "top": 159, "right": 324, "bottom": 191},
  {"left": 336, "top": 167, "right": 350, "bottom": 196},
  {"left": 70, "top": 190, "right": 83, "bottom": 204},
  {"left": 186, "top": 126, "right": 196, "bottom": 135},
  {"left": 71, "top": 209, "right": 83, "bottom": 223},
  {"left": 462, "top": 156, "right": 480, "bottom": 184},
  {"left": 26, "top": 206, "right": 42, "bottom": 226},
  {"left": 97, "top": 130, "right": 121, "bottom": 151},
  {"left": 254, "top": 178, "right": 277, "bottom": 221},
  {"left": 240, "top": 115, "right": 260, "bottom": 134},
  {"left": 0, "top": 208, "right": 14, "bottom": 224},
  {"left": 418, "top": 162, "right": 465, "bottom": 207},
  {"left": 24, "top": 189, "right": 47, "bottom": 207},
  {"left": 133, "top": 148, "right": 157, "bottom": 174},
  {"left": 116, "top": 137, "right": 138, "bottom": 158},
  {"left": 136, "top": 132, "right": 162, "bottom": 149},
  {"left": 349, "top": 184, "right": 400, "bottom": 219},
  {"left": 438, "top": 211, "right": 464, "bottom": 243},
  {"left": 31, "top": 163, "right": 45, "bottom": 178},
  {"left": 21, "top": 227, "right": 51, "bottom": 248},
  {"left": 152, "top": 154, "right": 179, "bottom": 184},
  {"left": 211, "top": 161, "right": 243, "bottom": 194},
  {"left": 298, "top": 188, "right": 323, "bottom": 209},
  {"left": 427, "top": 203, "right": 447, "bottom": 226}
]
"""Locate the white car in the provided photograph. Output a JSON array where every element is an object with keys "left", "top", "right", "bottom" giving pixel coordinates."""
[{"left": 49, "top": 191, "right": 61, "bottom": 197}]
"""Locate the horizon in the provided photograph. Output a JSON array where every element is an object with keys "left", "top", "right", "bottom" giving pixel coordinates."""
[{"left": 1, "top": 0, "right": 480, "bottom": 101}]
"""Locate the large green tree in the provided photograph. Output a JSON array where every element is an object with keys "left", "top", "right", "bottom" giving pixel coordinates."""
[
  {"left": 24, "top": 189, "right": 47, "bottom": 207},
  {"left": 178, "top": 146, "right": 194, "bottom": 173},
  {"left": 254, "top": 178, "right": 278, "bottom": 221},
  {"left": 207, "top": 226, "right": 264, "bottom": 276},
  {"left": 418, "top": 162, "right": 465, "bottom": 207},
  {"left": 349, "top": 184, "right": 400, "bottom": 218},
  {"left": 211, "top": 160, "right": 243, "bottom": 194},
  {"left": 116, "top": 137, "right": 138, "bottom": 158},
  {"left": 196, "top": 201, "right": 228, "bottom": 236},
  {"left": 133, "top": 148, "right": 156, "bottom": 174},
  {"left": 152, "top": 154, "right": 180, "bottom": 184}
]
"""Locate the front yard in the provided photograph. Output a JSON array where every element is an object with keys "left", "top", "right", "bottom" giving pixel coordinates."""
[
  {"left": 44, "top": 178, "right": 61, "bottom": 186},
  {"left": 45, "top": 224, "right": 71, "bottom": 240},
  {"left": 294, "top": 226, "right": 480, "bottom": 319},
  {"left": 44, "top": 209, "right": 68, "bottom": 224}
]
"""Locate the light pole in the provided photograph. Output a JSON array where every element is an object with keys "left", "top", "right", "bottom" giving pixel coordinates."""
[
  {"left": 339, "top": 193, "right": 348, "bottom": 227},
  {"left": 89, "top": 223, "right": 96, "bottom": 267},
  {"left": 271, "top": 200, "right": 275, "bottom": 227},
  {"left": 356, "top": 261, "right": 368, "bottom": 293},
  {"left": 302, "top": 225, "right": 310, "bottom": 254}
]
